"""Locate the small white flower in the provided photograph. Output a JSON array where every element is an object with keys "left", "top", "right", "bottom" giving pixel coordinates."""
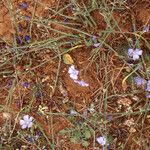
[
  {"left": 68, "top": 65, "right": 79, "bottom": 80},
  {"left": 128, "top": 48, "right": 143, "bottom": 60},
  {"left": 96, "top": 136, "right": 107, "bottom": 146},
  {"left": 20, "top": 115, "right": 33, "bottom": 129},
  {"left": 74, "top": 80, "right": 89, "bottom": 87}
]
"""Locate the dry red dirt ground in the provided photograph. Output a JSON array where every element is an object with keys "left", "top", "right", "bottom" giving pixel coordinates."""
[{"left": 0, "top": 0, "right": 150, "bottom": 149}]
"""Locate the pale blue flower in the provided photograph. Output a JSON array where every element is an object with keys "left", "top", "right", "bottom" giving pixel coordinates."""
[
  {"left": 146, "top": 80, "right": 150, "bottom": 92},
  {"left": 128, "top": 48, "right": 143, "bottom": 60},
  {"left": 96, "top": 136, "right": 107, "bottom": 146},
  {"left": 20, "top": 115, "right": 33, "bottom": 129},
  {"left": 143, "top": 25, "right": 150, "bottom": 33},
  {"left": 74, "top": 80, "right": 89, "bottom": 87},
  {"left": 134, "top": 76, "right": 146, "bottom": 86},
  {"left": 68, "top": 65, "right": 79, "bottom": 80},
  {"left": 68, "top": 65, "right": 89, "bottom": 87}
]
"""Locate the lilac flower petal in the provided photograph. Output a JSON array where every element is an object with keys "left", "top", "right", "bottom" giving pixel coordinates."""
[
  {"left": 128, "top": 48, "right": 142, "bottom": 60},
  {"left": 68, "top": 68, "right": 73, "bottom": 74},
  {"left": 146, "top": 80, "right": 150, "bottom": 92},
  {"left": 24, "top": 35, "right": 31, "bottom": 42},
  {"left": 72, "top": 70, "right": 79, "bottom": 76},
  {"left": 133, "top": 54, "right": 139, "bottom": 61},
  {"left": 94, "top": 43, "right": 101, "bottom": 47},
  {"left": 19, "top": 120, "right": 25, "bottom": 125},
  {"left": 68, "top": 65, "right": 75, "bottom": 71},
  {"left": 128, "top": 48, "right": 133, "bottom": 57},
  {"left": 74, "top": 80, "right": 89, "bottom": 87},
  {"left": 92, "top": 36, "right": 97, "bottom": 40},
  {"left": 70, "top": 109, "right": 77, "bottom": 115},
  {"left": 68, "top": 65, "right": 79, "bottom": 74},
  {"left": 70, "top": 74, "right": 78, "bottom": 80},
  {"left": 68, "top": 65, "right": 79, "bottom": 80},
  {"left": 146, "top": 93, "right": 150, "bottom": 98},
  {"left": 29, "top": 117, "right": 33, "bottom": 121},
  {"left": 81, "top": 81, "right": 89, "bottom": 87},
  {"left": 19, "top": 2, "right": 28, "bottom": 9},
  {"left": 27, "top": 122, "right": 33, "bottom": 128},
  {"left": 23, "top": 82, "right": 29, "bottom": 88},
  {"left": 134, "top": 76, "right": 146, "bottom": 86},
  {"left": 135, "top": 49, "right": 142, "bottom": 55},
  {"left": 22, "top": 124, "right": 27, "bottom": 129},
  {"left": 68, "top": 65, "right": 89, "bottom": 87},
  {"left": 96, "top": 136, "right": 106, "bottom": 146},
  {"left": 20, "top": 115, "right": 33, "bottom": 129},
  {"left": 23, "top": 115, "right": 29, "bottom": 121},
  {"left": 74, "top": 80, "right": 78, "bottom": 83},
  {"left": 143, "top": 25, "right": 150, "bottom": 33}
]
